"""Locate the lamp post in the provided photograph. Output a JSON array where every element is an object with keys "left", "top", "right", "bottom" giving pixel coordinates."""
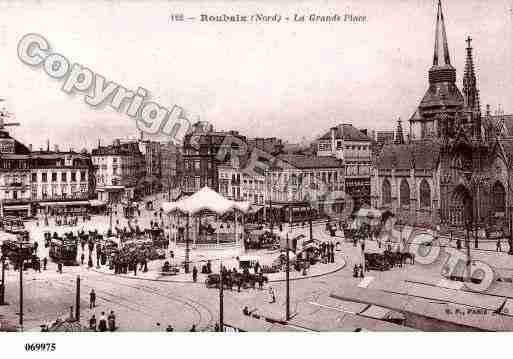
[
  {"left": 285, "top": 233, "right": 290, "bottom": 321},
  {"left": 108, "top": 201, "right": 113, "bottom": 233},
  {"left": 219, "top": 262, "right": 224, "bottom": 332},
  {"left": 0, "top": 254, "right": 7, "bottom": 305}
]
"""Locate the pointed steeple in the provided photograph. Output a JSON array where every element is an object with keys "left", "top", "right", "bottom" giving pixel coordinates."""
[
  {"left": 462, "top": 36, "right": 479, "bottom": 112},
  {"left": 433, "top": 0, "right": 451, "bottom": 67},
  {"left": 429, "top": 0, "right": 456, "bottom": 84},
  {"left": 395, "top": 119, "right": 405, "bottom": 144}
]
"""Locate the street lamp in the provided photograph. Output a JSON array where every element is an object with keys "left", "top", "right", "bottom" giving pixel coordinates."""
[{"left": 0, "top": 254, "right": 7, "bottom": 305}]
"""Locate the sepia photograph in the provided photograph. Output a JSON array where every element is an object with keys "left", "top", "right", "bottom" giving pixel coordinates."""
[{"left": 1, "top": 0, "right": 513, "bottom": 351}]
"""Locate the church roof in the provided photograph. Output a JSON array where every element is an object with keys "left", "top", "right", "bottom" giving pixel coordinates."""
[
  {"left": 418, "top": 82, "right": 464, "bottom": 109},
  {"left": 375, "top": 140, "right": 441, "bottom": 170},
  {"left": 489, "top": 114, "right": 513, "bottom": 137},
  {"left": 498, "top": 138, "right": 513, "bottom": 163}
]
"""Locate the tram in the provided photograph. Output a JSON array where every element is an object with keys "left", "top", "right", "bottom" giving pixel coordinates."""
[{"left": 49, "top": 238, "right": 78, "bottom": 266}]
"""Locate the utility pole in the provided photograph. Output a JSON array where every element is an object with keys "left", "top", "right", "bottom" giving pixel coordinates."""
[
  {"left": 0, "top": 255, "right": 7, "bottom": 305},
  {"left": 19, "top": 241, "right": 24, "bottom": 330},
  {"left": 269, "top": 199, "right": 273, "bottom": 235},
  {"left": 109, "top": 202, "right": 113, "bottom": 233},
  {"left": 185, "top": 214, "right": 190, "bottom": 273},
  {"left": 285, "top": 233, "right": 290, "bottom": 321},
  {"left": 219, "top": 262, "right": 224, "bottom": 332},
  {"left": 75, "top": 275, "right": 81, "bottom": 321},
  {"left": 309, "top": 207, "right": 313, "bottom": 241}
]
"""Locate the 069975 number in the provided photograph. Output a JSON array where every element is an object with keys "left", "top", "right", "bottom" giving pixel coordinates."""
[{"left": 25, "top": 343, "right": 56, "bottom": 352}]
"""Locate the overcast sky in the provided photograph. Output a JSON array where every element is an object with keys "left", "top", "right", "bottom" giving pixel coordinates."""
[{"left": 1, "top": 0, "right": 512, "bottom": 150}]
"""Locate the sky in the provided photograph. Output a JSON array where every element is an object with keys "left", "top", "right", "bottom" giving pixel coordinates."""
[{"left": 0, "top": 0, "right": 512, "bottom": 150}]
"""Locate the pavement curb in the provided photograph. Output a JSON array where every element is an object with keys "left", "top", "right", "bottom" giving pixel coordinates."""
[{"left": 90, "top": 258, "right": 347, "bottom": 284}]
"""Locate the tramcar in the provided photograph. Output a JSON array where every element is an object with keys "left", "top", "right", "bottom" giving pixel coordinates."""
[{"left": 49, "top": 238, "right": 78, "bottom": 266}]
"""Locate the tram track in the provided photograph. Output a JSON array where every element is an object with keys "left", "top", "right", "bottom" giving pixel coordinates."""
[{"left": 86, "top": 274, "right": 215, "bottom": 331}]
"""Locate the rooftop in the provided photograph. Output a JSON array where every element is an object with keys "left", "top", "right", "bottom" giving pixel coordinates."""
[{"left": 318, "top": 124, "right": 372, "bottom": 142}]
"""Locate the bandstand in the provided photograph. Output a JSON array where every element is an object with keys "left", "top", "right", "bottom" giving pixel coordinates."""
[{"left": 162, "top": 187, "right": 251, "bottom": 272}]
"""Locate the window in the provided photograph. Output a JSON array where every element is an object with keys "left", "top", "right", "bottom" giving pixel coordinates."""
[
  {"left": 80, "top": 171, "right": 86, "bottom": 181},
  {"left": 31, "top": 173, "right": 37, "bottom": 182},
  {"left": 419, "top": 180, "right": 431, "bottom": 208},
  {"left": 62, "top": 172, "right": 67, "bottom": 182},
  {"left": 52, "top": 172, "right": 57, "bottom": 182},
  {"left": 42, "top": 173, "right": 47, "bottom": 182},
  {"left": 400, "top": 179, "right": 410, "bottom": 208},
  {"left": 382, "top": 179, "right": 391, "bottom": 205},
  {"left": 492, "top": 181, "right": 506, "bottom": 214},
  {"left": 336, "top": 141, "right": 342, "bottom": 150}
]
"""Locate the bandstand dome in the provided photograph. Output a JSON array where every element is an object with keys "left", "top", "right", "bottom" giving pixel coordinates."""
[{"left": 162, "top": 186, "right": 251, "bottom": 215}]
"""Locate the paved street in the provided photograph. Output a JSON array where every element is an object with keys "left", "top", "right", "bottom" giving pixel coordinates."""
[{"left": 3, "top": 194, "right": 513, "bottom": 332}]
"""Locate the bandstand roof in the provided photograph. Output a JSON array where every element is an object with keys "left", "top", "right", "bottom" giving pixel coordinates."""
[{"left": 162, "top": 186, "right": 251, "bottom": 215}]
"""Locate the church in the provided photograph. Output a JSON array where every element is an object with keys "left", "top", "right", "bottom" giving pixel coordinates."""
[{"left": 371, "top": 0, "right": 513, "bottom": 232}]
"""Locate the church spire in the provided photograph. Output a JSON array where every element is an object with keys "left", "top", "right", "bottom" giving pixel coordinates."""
[
  {"left": 433, "top": 0, "right": 451, "bottom": 67},
  {"left": 463, "top": 36, "right": 479, "bottom": 112},
  {"left": 429, "top": 0, "right": 456, "bottom": 84}
]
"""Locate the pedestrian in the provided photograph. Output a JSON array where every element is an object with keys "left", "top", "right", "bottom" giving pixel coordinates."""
[
  {"left": 43, "top": 257, "right": 47, "bottom": 270},
  {"left": 190, "top": 324, "right": 196, "bottom": 332},
  {"left": 90, "top": 289, "right": 96, "bottom": 309},
  {"left": 497, "top": 238, "right": 502, "bottom": 252},
  {"left": 89, "top": 314, "right": 97, "bottom": 331},
  {"left": 108, "top": 310, "right": 116, "bottom": 331},
  {"left": 192, "top": 266, "right": 198, "bottom": 282},
  {"left": 268, "top": 287, "right": 276, "bottom": 303},
  {"left": 166, "top": 325, "right": 174, "bottom": 332},
  {"left": 353, "top": 264, "right": 359, "bottom": 278},
  {"left": 57, "top": 262, "right": 63, "bottom": 274},
  {"left": 359, "top": 264, "right": 364, "bottom": 278},
  {"left": 81, "top": 253, "right": 85, "bottom": 265},
  {"left": 214, "top": 323, "right": 219, "bottom": 332},
  {"left": 88, "top": 255, "right": 93, "bottom": 268},
  {"left": 98, "top": 312, "right": 107, "bottom": 332}
]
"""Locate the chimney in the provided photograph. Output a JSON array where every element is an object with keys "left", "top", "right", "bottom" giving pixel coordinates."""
[{"left": 54, "top": 144, "right": 59, "bottom": 152}]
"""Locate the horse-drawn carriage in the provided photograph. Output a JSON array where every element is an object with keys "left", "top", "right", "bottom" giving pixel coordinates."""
[
  {"left": 364, "top": 250, "right": 415, "bottom": 272},
  {"left": 204, "top": 272, "right": 268, "bottom": 290},
  {"left": 364, "top": 252, "right": 391, "bottom": 271},
  {"left": 161, "top": 260, "right": 180, "bottom": 276},
  {"left": 49, "top": 238, "right": 78, "bottom": 266},
  {"left": 245, "top": 229, "right": 279, "bottom": 250}
]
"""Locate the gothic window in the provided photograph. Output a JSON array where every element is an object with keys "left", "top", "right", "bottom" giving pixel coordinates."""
[
  {"left": 400, "top": 179, "right": 410, "bottom": 208},
  {"left": 419, "top": 179, "right": 431, "bottom": 208},
  {"left": 382, "top": 178, "right": 391, "bottom": 205},
  {"left": 492, "top": 181, "right": 506, "bottom": 214}
]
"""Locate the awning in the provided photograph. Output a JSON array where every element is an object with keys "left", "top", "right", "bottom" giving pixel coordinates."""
[
  {"left": 89, "top": 200, "right": 106, "bottom": 207},
  {"left": 3, "top": 205, "right": 30, "bottom": 211},
  {"left": 39, "top": 201, "right": 90, "bottom": 207}
]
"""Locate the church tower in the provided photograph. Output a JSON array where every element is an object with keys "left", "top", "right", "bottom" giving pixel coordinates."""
[
  {"left": 462, "top": 36, "right": 483, "bottom": 140},
  {"left": 409, "top": 0, "right": 464, "bottom": 140}
]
